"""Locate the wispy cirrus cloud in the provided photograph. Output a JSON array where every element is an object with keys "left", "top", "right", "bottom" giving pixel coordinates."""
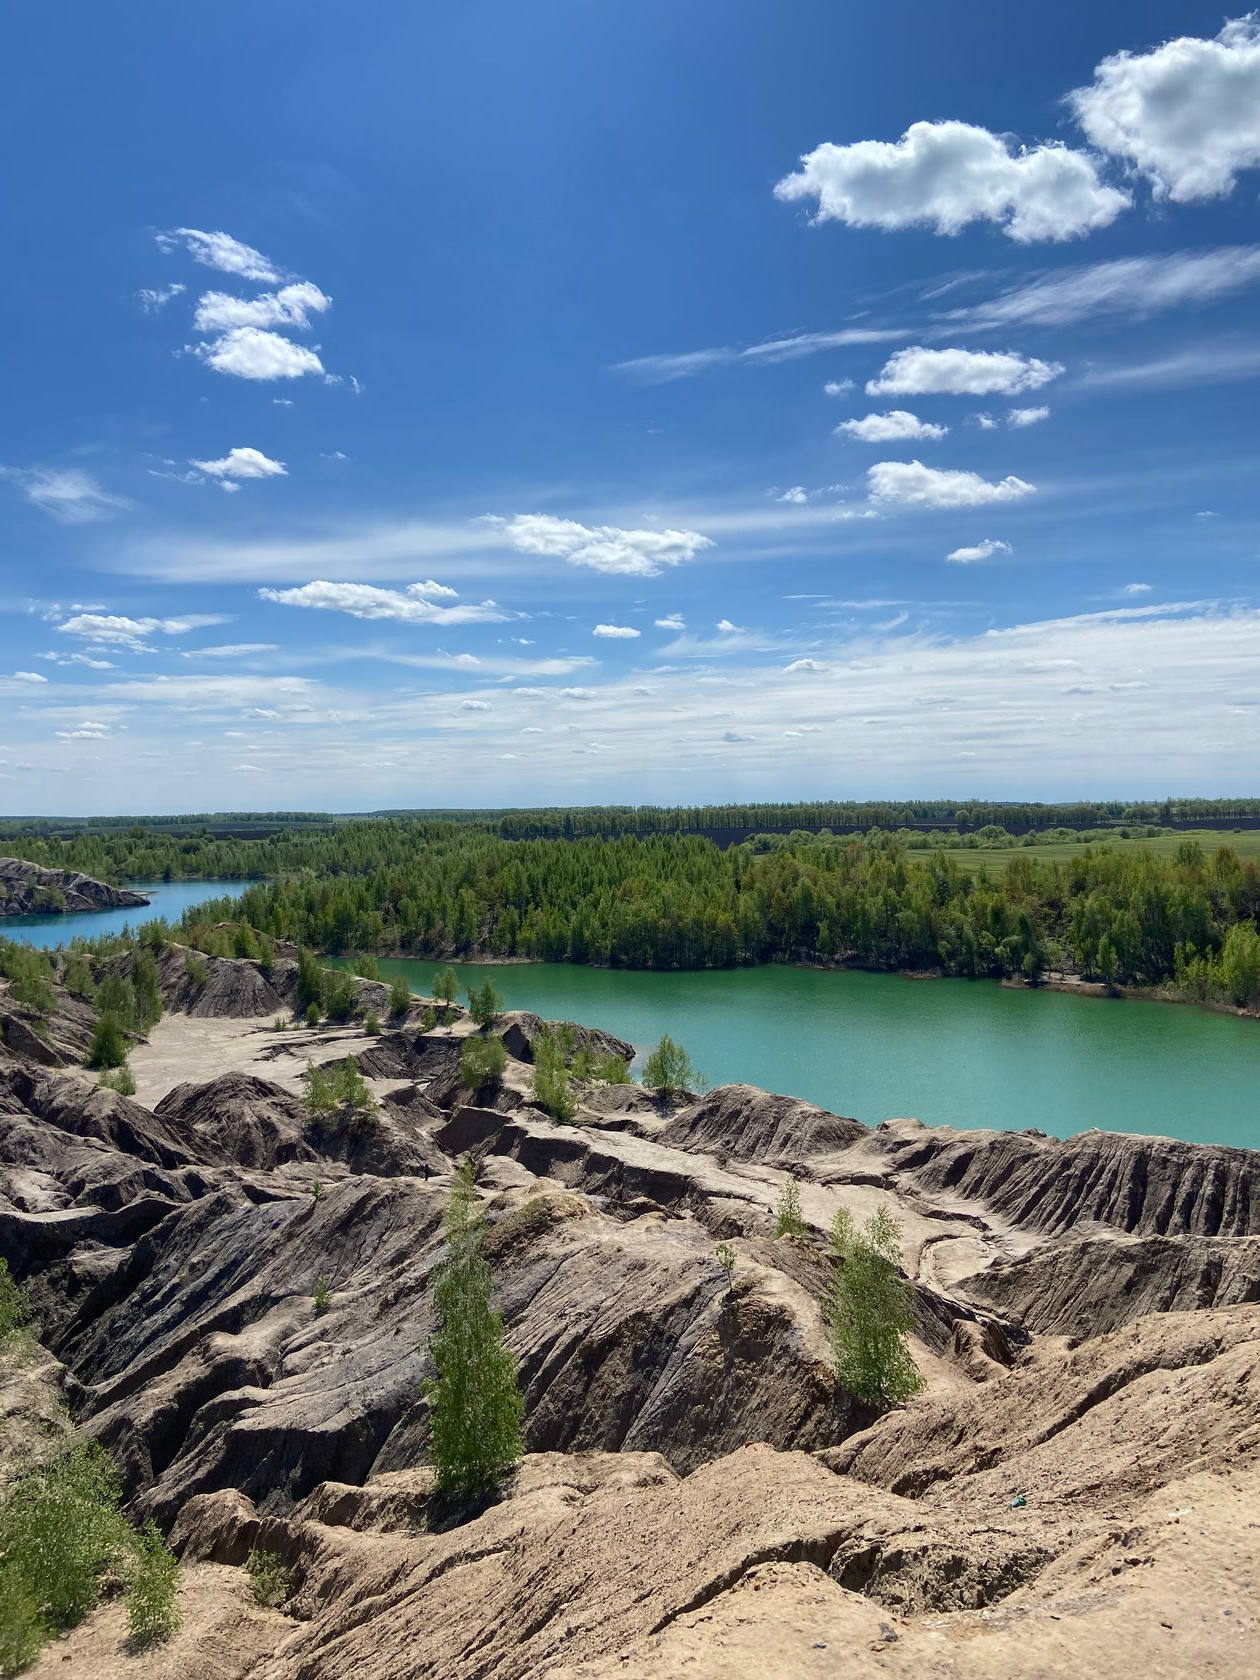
[
  {"left": 0, "top": 467, "right": 130, "bottom": 525},
  {"left": 610, "top": 327, "right": 906, "bottom": 383}
]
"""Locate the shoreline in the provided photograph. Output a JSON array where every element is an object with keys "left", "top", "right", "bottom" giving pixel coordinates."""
[{"left": 350, "top": 947, "right": 1260, "bottom": 1026}]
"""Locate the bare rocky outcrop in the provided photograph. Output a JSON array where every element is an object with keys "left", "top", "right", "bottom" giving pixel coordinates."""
[
  {"left": 0, "top": 856, "right": 149, "bottom": 917},
  {"left": 877, "top": 1116, "right": 1260, "bottom": 1238},
  {"left": 660, "top": 1084, "right": 865, "bottom": 1166}
]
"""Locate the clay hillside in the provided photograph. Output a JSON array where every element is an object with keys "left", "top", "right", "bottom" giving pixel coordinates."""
[
  {"left": 1, "top": 948, "right": 1257, "bottom": 1678},
  {"left": 0, "top": 858, "right": 149, "bottom": 918}
]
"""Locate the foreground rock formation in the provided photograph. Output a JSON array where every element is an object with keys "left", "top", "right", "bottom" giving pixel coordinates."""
[
  {"left": 0, "top": 856, "right": 149, "bottom": 917},
  {"left": 1, "top": 948, "right": 1257, "bottom": 1677}
]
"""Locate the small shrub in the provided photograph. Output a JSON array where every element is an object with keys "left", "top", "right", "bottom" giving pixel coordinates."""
[
  {"left": 321, "top": 971, "right": 358, "bottom": 1024},
  {"left": 310, "top": 1180, "right": 324, "bottom": 1203},
  {"left": 0, "top": 1563, "right": 43, "bottom": 1675},
  {"left": 126, "top": 1520, "right": 180, "bottom": 1647},
  {"left": 715, "top": 1241, "right": 736, "bottom": 1292},
  {"left": 98, "top": 1065, "right": 137, "bottom": 1097},
  {"left": 388, "top": 976, "right": 413, "bottom": 1017},
  {"left": 0, "top": 1259, "right": 29, "bottom": 1345},
  {"left": 420, "top": 1006, "right": 437, "bottom": 1031},
  {"left": 774, "top": 1176, "right": 808, "bottom": 1240},
  {"left": 273, "top": 1016, "right": 287, "bottom": 1032},
  {"left": 246, "top": 1547, "right": 294, "bottom": 1609},
  {"left": 305, "top": 1001, "right": 321, "bottom": 1028},
  {"left": 313, "top": 1275, "right": 333, "bottom": 1313},
  {"left": 0, "top": 1442, "right": 131, "bottom": 1637},
  {"left": 363, "top": 1011, "right": 382, "bottom": 1036},
  {"left": 351, "top": 954, "right": 380, "bottom": 981},
  {"left": 594, "top": 1052, "right": 630, "bottom": 1084},
  {"left": 183, "top": 952, "right": 209, "bottom": 986},
  {"left": 461, "top": 1034, "right": 507, "bottom": 1092}
]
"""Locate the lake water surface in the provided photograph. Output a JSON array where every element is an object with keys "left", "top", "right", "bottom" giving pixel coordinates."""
[
  {"left": 6, "top": 890, "right": 1257, "bottom": 1150},
  {"left": 2, "top": 880, "right": 246, "bottom": 949},
  {"left": 369, "top": 957, "right": 1260, "bottom": 1151}
]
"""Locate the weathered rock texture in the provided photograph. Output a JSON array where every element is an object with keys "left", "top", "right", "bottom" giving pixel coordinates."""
[
  {"left": 0, "top": 954, "right": 1257, "bottom": 1677},
  {"left": 0, "top": 856, "right": 148, "bottom": 916}
]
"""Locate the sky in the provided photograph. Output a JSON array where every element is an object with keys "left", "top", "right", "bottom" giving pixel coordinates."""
[{"left": 2, "top": 1, "right": 1259, "bottom": 814}]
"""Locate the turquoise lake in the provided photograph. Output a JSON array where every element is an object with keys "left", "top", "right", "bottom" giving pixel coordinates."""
[
  {"left": 368, "top": 957, "right": 1260, "bottom": 1151},
  {"left": 6, "top": 887, "right": 1257, "bottom": 1150}
]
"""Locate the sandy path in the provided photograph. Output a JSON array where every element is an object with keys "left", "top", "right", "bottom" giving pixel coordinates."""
[{"left": 128, "top": 1014, "right": 394, "bottom": 1107}]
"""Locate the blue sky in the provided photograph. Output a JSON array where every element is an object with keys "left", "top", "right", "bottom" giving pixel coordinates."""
[{"left": 2, "top": 2, "right": 1259, "bottom": 813}]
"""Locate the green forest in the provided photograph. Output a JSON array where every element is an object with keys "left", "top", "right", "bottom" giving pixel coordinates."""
[
  {"left": 149, "top": 822, "right": 1260, "bottom": 1009},
  {"left": 3, "top": 811, "right": 1260, "bottom": 1009}
]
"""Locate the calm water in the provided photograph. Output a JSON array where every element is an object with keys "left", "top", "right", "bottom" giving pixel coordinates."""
[
  {"left": 2, "top": 880, "right": 246, "bottom": 949},
  {"left": 366, "top": 957, "right": 1260, "bottom": 1150}
]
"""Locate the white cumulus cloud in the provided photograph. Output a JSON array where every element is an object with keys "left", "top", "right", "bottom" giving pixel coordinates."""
[
  {"left": 11, "top": 671, "right": 48, "bottom": 684},
  {"left": 1069, "top": 16, "right": 1260, "bottom": 203},
  {"left": 836, "top": 409, "right": 948, "bottom": 443},
  {"left": 189, "top": 446, "right": 288, "bottom": 487},
  {"left": 867, "top": 346, "right": 1063, "bottom": 396},
  {"left": 655, "top": 614, "right": 685, "bottom": 630},
  {"left": 193, "top": 327, "right": 325, "bottom": 381},
  {"left": 592, "top": 624, "right": 641, "bottom": 638},
  {"left": 869, "top": 462, "right": 1035, "bottom": 509},
  {"left": 1007, "top": 406, "right": 1050, "bottom": 427},
  {"left": 946, "top": 538, "right": 1014, "bottom": 564},
  {"left": 776, "top": 485, "right": 810, "bottom": 503},
  {"left": 489, "top": 513, "right": 713, "bottom": 577},
  {"left": 192, "top": 282, "right": 331, "bottom": 334},
  {"left": 824, "top": 378, "right": 855, "bottom": 396},
  {"left": 57, "top": 612, "right": 224, "bottom": 651},
  {"left": 258, "top": 580, "right": 504, "bottom": 626},
  {"left": 156, "top": 228, "right": 281, "bottom": 282},
  {"left": 774, "top": 119, "right": 1128, "bottom": 242}
]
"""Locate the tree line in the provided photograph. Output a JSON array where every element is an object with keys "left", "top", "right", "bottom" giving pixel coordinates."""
[{"left": 163, "top": 825, "right": 1260, "bottom": 1008}]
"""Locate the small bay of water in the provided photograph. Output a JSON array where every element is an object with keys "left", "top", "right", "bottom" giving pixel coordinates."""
[
  {"left": 365, "top": 957, "right": 1260, "bottom": 1150},
  {"left": 1, "top": 880, "right": 246, "bottom": 949}
]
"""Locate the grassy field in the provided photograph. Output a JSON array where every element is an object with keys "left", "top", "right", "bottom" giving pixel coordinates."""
[{"left": 937, "top": 829, "right": 1260, "bottom": 874}]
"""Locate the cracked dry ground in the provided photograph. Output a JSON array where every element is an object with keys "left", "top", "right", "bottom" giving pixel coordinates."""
[{"left": 1, "top": 949, "right": 1258, "bottom": 1678}]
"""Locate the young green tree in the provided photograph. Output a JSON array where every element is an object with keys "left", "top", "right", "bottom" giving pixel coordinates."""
[
  {"left": 130, "top": 948, "right": 163, "bottom": 1032},
  {"left": 715, "top": 1241, "right": 736, "bottom": 1293},
  {"left": 461, "top": 1033, "right": 507, "bottom": 1093},
  {"left": 530, "top": 1029, "right": 575, "bottom": 1122},
  {"left": 432, "top": 966, "right": 460, "bottom": 1013},
  {"left": 641, "top": 1034, "right": 702, "bottom": 1098},
  {"left": 1219, "top": 921, "right": 1260, "bottom": 1008},
  {"left": 87, "top": 1013, "right": 128, "bottom": 1071},
  {"left": 466, "top": 977, "right": 504, "bottom": 1028},
  {"left": 295, "top": 946, "right": 323, "bottom": 1011},
  {"left": 388, "top": 975, "right": 414, "bottom": 1017},
  {"left": 334, "top": 1055, "right": 377, "bottom": 1119},
  {"left": 827, "top": 1207, "right": 923, "bottom": 1409},
  {"left": 426, "top": 1158, "right": 524, "bottom": 1501},
  {"left": 774, "top": 1176, "right": 808, "bottom": 1239},
  {"left": 302, "top": 1061, "right": 337, "bottom": 1118}
]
